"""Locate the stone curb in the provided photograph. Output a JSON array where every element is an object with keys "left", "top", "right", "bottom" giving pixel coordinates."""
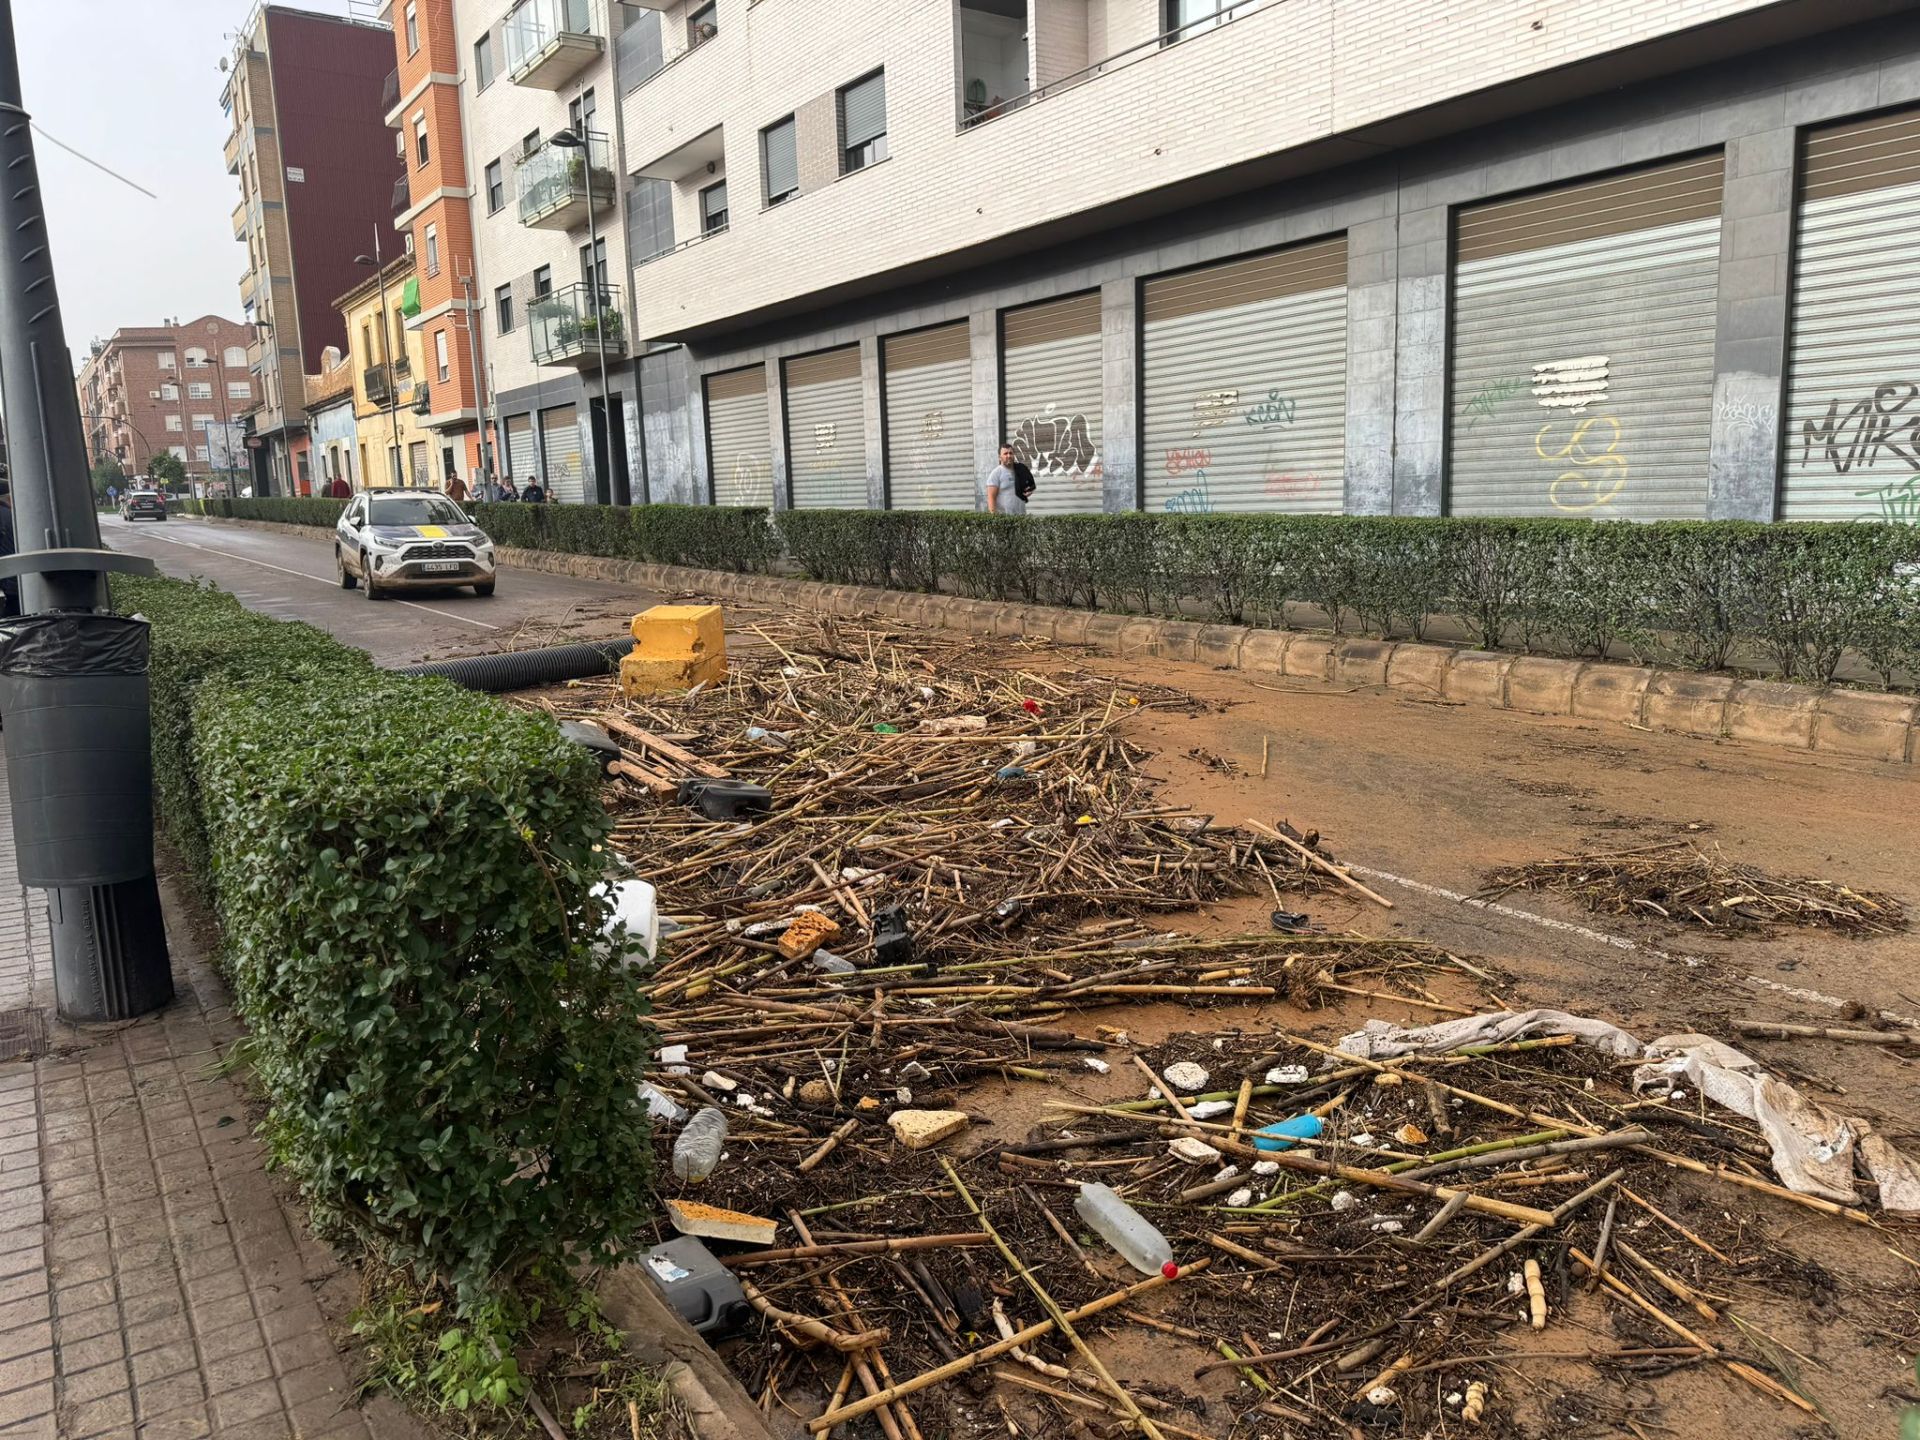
[{"left": 202, "top": 517, "right": 1920, "bottom": 765}]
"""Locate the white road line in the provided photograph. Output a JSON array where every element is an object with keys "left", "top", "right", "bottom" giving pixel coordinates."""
[
  {"left": 1343, "top": 861, "right": 1920, "bottom": 1028},
  {"left": 117, "top": 525, "right": 501, "bottom": 631}
]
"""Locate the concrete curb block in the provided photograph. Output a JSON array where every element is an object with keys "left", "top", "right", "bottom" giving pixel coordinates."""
[{"left": 199, "top": 518, "right": 1920, "bottom": 765}]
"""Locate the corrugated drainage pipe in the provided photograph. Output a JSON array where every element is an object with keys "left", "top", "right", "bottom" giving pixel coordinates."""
[{"left": 394, "top": 638, "right": 630, "bottom": 693}]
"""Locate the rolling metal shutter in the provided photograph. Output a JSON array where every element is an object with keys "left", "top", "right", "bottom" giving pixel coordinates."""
[
  {"left": 540, "top": 403, "right": 585, "bottom": 503},
  {"left": 505, "top": 414, "right": 537, "bottom": 483},
  {"left": 884, "top": 322, "right": 974, "bottom": 509},
  {"left": 1783, "top": 107, "right": 1920, "bottom": 520},
  {"left": 842, "top": 72, "right": 886, "bottom": 150},
  {"left": 763, "top": 119, "right": 798, "bottom": 202},
  {"left": 1450, "top": 155, "right": 1723, "bottom": 519},
  {"left": 1141, "top": 238, "right": 1346, "bottom": 514},
  {"left": 408, "top": 441, "right": 428, "bottom": 487},
  {"left": 784, "top": 345, "right": 867, "bottom": 509},
  {"left": 706, "top": 365, "right": 773, "bottom": 507},
  {"left": 1001, "top": 292, "right": 1103, "bottom": 514}
]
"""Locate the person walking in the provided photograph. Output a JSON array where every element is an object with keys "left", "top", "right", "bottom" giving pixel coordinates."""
[
  {"left": 520, "top": 475, "right": 546, "bottom": 504},
  {"left": 985, "top": 442, "right": 1032, "bottom": 515},
  {"left": 446, "top": 473, "right": 469, "bottom": 503}
]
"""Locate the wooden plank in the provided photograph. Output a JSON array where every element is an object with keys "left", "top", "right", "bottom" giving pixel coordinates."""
[{"left": 600, "top": 714, "right": 729, "bottom": 778}]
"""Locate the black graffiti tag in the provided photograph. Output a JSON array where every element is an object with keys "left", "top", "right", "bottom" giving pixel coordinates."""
[
  {"left": 1013, "top": 412, "right": 1099, "bottom": 477},
  {"left": 1800, "top": 382, "right": 1920, "bottom": 475}
]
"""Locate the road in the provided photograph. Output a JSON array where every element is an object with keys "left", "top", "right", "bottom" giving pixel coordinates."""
[{"left": 102, "top": 513, "right": 653, "bottom": 666}]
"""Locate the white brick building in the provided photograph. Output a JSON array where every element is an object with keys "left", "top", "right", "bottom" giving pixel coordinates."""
[{"left": 608, "top": 0, "right": 1920, "bottom": 522}]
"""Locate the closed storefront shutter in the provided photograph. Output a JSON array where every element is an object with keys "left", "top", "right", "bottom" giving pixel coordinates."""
[
  {"left": 706, "top": 365, "right": 772, "bottom": 506},
  {"left": 784, "top": 345, "right": 867, "bottom": 509},
  {"left": 408, "top": 440, "right": 428, "bottom": 487},
  {"left": 540, "top": 403, "right": 585, "bottom": 503},
  {"left": 1141, "top": 238, "right": 1346, "bottom": 515},
  {"left": 1449, "top": 155, "right": 1723, "bottom": 519},
  {"left": 1001, "top": 292, "right": 1103, "bottom": 514},
  {"left": 506, "top": 414, "right": 537, "bottom": 483},
  {"left": 1783, "top": 107, "right": 1920, "bottom": 520},
  {"left": 883, "top": 323, "right": 974, "bottom": 509}
]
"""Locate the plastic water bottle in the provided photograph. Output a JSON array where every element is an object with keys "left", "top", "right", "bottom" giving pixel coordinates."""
[
  {"left": 672, "top": 1107, "right": 728, "bottom": 1182},
  {"left": 1074, "top": 1182, "right": 1175, "bottom": 1277},
  {"left": 1252, "top": 1114, "right": 1324, "bottom": 1153}
]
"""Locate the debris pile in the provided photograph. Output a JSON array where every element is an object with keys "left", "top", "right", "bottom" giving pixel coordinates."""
[{"left": 1483, "top": 839, "right": 1905, "bottom": 936}]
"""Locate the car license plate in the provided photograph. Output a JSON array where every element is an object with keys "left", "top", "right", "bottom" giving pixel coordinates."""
[{"left": 421, "top": 561, "right": 460, "bottom": 573}]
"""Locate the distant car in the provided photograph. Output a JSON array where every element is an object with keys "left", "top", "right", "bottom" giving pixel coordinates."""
[
  {"left": 120, "top": 490, "right": 167, "bottom": 521},
  {"left": 335, "top": 488, "right": 496, "bottom": 599}
]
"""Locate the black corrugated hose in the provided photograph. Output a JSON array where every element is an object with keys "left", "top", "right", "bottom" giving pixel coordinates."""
[{"left": 393, "top": 638, "right": 630, "bottom": 693}]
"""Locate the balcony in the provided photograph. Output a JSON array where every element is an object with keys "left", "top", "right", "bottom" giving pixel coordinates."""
[
  {"left": 516, "top": 131, "right": 616, "bottom": 230},
  {"left": 238, "top": 270, "right": 259, "bottom": 309},
  {"left": 224, "top": 126, "right": 244, "bottom": 176},
  {"left": 529, "top": 283, "right": 626, "bottom": 367},
  {"left": 411, "top": 382, "right": 432, "bottom": 416},
  {"left": 502, "top": 0, "right": 602, "bottom": 91},
  {"left": 231, "top": 200, "right": 248, "bottom": 241},
  {"left": 392, "top": 176, "right": 411, "bottom": 215},
  {"left": 364, "top": 364, "right": 398, "bottom": 404}
]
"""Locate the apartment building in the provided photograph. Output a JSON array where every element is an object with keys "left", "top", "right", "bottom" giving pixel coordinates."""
[
  {"left": 382, "top": 0, "right": 492, "bottom": 487},
  {"left": 339, "top": 254, "right": 437, "bottom": 488},
  {"left": 614, "top": 0, "right": 1920, "bottom": 525},
  {"left": 74, "top": 318, "right": 256, "bottom": 482},
  {"left": 222, "top": 5, "right": 405, "bottom": 498},
  {"left": 454, "top": 0, "right": 641, "bottom": 503}
]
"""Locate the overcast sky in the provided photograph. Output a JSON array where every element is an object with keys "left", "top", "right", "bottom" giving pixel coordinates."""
[{"left": 22, "top": 0, "right": 377, "bottom": 370}]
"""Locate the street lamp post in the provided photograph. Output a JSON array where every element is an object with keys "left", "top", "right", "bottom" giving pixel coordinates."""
[
  {"left": 547, "top": 128, "right": 627, "bottom": 506},
  {"left": 354, "top": 227, "right": 402, "bottom": 489}
]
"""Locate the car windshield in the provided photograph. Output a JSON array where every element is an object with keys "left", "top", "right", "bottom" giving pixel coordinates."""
[{"left": 367, "top": 495, "right": 468, "bottom": 527}]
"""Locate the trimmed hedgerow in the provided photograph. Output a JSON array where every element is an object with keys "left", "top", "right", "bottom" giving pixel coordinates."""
[
  {"left": 196, "top": 499, "right": 1920, "bottom": 685},
  {"left": 115, "top": 575, "right": 653, "bottom": 1308}
]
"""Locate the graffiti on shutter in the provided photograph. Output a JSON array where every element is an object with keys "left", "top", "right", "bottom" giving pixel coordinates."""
[
  {"left": 1002, "top": 292, "right": 1103, "bottom": 514},
  {"left": 705, "top": 365, "right": 772, "bottom": 507},
  {"left": 884, "top": 322, "right": 974, "bottom": 509},
  {"left": 784, "top": 345, "right": 866, "bottom": 509}
]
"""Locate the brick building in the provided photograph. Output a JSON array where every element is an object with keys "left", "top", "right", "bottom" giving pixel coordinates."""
[
  {"left": 601, "top": 0, "right": 1920, "bottom": 525},
  {"left": 75, "top": 317, "right": 256, "bottom": 483},
  {"left": 222, "top": 4, "right": 405, "bottom": 498}
]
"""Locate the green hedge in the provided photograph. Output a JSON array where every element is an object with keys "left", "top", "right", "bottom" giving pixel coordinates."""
[
  {"left": 192, "top": 495, "right": 348, "bottom": 527},
  {"left": 116, "top": 576, "right": 653, "bottom": 1307},
  {"left": 194, "top": 499, "right": 1920, "bottom": 686}
]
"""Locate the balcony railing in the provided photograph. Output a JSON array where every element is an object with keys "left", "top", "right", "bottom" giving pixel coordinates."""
[
  {"left": 364, "top": 364, "right": 397, "bottom": 404},
  {"left": 529, "top": 282, "right": 626, "bottom": 366},
  {"left": 960, "top": 0, "right": 1280, "bottom": 130},
  {"left": 516, "top": 130, "right": 615, "bottom": 230},
  {"left": 503, "top": 0, "right": 602, "bottom": 90},
  {"left": 392, "top": 176, "right": 411, "bottom": 214},
  {"left": 381, "top": 68, "right": 399, "bottom": 114}
]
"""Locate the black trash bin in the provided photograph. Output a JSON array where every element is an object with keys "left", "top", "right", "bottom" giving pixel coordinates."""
[
  {"left": 0, "top": 614, "right": 155, "bottom": 886},
  {"left": 0, "top": 614, "right": 172, "bottom": 1021}
]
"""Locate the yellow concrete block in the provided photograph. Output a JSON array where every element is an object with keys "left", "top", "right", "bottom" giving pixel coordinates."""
[{"left": 619, "top": 604, "right": 728, "bottom": 698}]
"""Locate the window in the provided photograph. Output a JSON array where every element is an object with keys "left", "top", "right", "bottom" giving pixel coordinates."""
[
  {"left": 1164, "top": 0, "right": 1251, "bottom": 36},
  {"left": 435, "top": 330, "right": 450, "bottom": 382},
  {"left": 700, "top": 179, "right": 729, "bottom": 234},
  {"left": 579, "top": 237, "right": 607, "bottom": 293},
  {"left": 165, "top": 415, "right": 182, "bottom": 432},
  {"left": 533, "top": 264, "right": 553, "bottom": 298},
  {"left": 189, "top": 382, "right": 212, "bottom": 399},
  {"left": 192, "top": 414, "right": 215, "bottom": 430},
  {"left": 568, "top": 88, "right": 596, "bottom": 134},
  {"left": 160, "top": 383, "right": 179, "bottom": 401},
  {"left": 169, "top": 446, "right": 187, "bottom": 461},
  {"left": 495, "top": 284, "right": 514, "bottom": 334},
  {"left": 761, "top": 116, "right": 798, "bottom": 206},
  {"left": 404, "top": 1, "right": 418, "bottom": 53},
  {"left": 369, "top": 493, "right": 466, "bottom": 526},
  {"left": 223, "top": 345, "right": 246, "bottom": 368},
  {"left": 688, "top": 1, "right": 717, "bottom": 47},
  {"left": 413, "top": 114, "right": 429, "bottom": 167},
  {"left": 158, "top": 351, "right": 176, "bottom": 370},
  {"left": 195, "top": 445, "right": 211, "bottom": 463},
  {"left": 393, "top": 311, "right": 407, "bottom": 364},
  {"left": 228, "top": 381, "right": 251, "bottom": 400},
  {"left": 521, "top": 129, "right": 541, "bottom": 159},
  {"left": 485, "top": 159, "right": 504, "bottom": 213},
  {"left": 839, "top": 71, "right": 887, "bottom": 173},
  {"left": 424, "top": 222, "right": 440, "bottom": 277},
  {"left": 185, "top": 347, "right": 209, "bottom": 367},
  {"left": 474, "top": 33, "right": 494, "bottom": 91}
]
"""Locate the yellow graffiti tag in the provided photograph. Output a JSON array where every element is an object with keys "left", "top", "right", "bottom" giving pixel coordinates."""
[{"left": 1536, "top": 415, "right": 1627, "bottom": 512}]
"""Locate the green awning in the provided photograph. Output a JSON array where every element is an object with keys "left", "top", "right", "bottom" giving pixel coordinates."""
[{"left": 399, "top": 277, "right": 421, "bottom": 317}]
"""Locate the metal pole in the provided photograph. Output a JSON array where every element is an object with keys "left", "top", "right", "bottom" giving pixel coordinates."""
[
  {"left": 0, "top": 0, "right": 170, "bottom": 1022},
  {"left": 371, "top": 226, "right": 399, "bottom": 483},
  {"left": 584, "top": 140, "right": 622, "bottom": 506},
  {"left": 459, "top": 268, "right": 492, "bottom": 482}
]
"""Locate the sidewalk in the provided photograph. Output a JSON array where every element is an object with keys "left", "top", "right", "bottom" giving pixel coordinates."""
[{"left": 0, "top": 763, "right": 404, "bottom": 1439}]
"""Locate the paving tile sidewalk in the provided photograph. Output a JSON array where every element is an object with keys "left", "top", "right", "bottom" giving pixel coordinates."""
[{"left": 0, "top": 763, "right": 411, "bottom": 1439}]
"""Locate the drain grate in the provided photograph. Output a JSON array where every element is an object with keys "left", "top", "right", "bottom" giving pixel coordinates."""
[{"left": 0, "top": 1007, "right": 47, "bottom": 1061}]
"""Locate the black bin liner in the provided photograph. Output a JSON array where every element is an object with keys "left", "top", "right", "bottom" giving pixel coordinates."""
[{"left": 0, "top": 615, "right": 155, "bottom": 886}]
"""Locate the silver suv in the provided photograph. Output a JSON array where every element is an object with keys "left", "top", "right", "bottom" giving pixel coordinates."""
[{"left": 335, "top": 489, "right": 497, "bottom": 599}]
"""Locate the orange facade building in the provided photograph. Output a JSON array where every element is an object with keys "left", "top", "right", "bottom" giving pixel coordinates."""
[{"left": 383, "top": 0, "right": 491, "bottom": 487}]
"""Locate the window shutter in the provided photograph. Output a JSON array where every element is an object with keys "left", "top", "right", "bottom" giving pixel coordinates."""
[
  {"left": 764, "top": 118, "right": 798, "bottom": 199},
  {"left": 841, "top": 72, "right": 886, "bottom": 149}
]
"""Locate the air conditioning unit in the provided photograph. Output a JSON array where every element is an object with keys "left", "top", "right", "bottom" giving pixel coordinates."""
[{"left": 149, "top": 390, "right": 161, "bottom": 399}]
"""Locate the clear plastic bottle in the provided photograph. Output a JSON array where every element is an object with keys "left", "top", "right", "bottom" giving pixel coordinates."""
[
  {"left": 1074, "top": 1182, "right": 1175, "bottom": 1276},
  {"left": 671, "top": 1106, "right": 729, "bottom": 1182}
]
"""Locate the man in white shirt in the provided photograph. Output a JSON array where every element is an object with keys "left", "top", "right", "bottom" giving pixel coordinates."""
[{"left": 985, "top": 443, "right": 1026, "bottom": 515}]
